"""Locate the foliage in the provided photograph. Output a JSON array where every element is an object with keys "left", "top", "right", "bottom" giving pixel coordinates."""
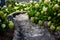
[{"left": 0, "top": 0, "right": 60, "bottom": 34}]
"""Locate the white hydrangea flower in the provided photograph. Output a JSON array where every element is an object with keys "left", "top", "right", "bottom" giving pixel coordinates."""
[
  {"left": 23, "top": 4, "right": 26, "bottom": 7},
  {"left": 29, "top": 0, "right": 33, "bottom": 3},
  {"left": 24, "top": 7, "right": 29, "bottom": 10},
  {"left": 0, "top": 19, "right": 1, "bottom": 22},
  {"left": 43, "top": 6, "right": 47, "bottom": 12},
  {"left": 35, "top": 3, "right": 39, "bottom": 8},
  {"left": 1, "top": 24, "right": 6, "bottom": 28},
  {"left": 27, "top": 7, "right": 29, "bottom": 9},
  {"left": 57, "top": 13, "right": 60, "bottom": 16},
  {"left": 21, "top": 9, "right": 23, "bottom": 11},
  {"left": 14, "top": 7, "right": 19, "bottom": 9},
  {"left": 3, "top": 5, "right": 6, "bottom": 8},
  {"left": 54, "top": 13, "right": 56, "bottom": 15},
  {"left": 15, "top": 2, "right": 17, "bottom": 4},
  {"left": 54, "top": 4, "right": 59, "bottom": 8},
  {"left": 9, "top": 4, "right": 11, "bottom": 7},
  {"left": 41, "top": 11, "right": 44, "bottom": 13},
  {"left": 6, "top": 8, "right": 8, "bottom": 11},
  {"left": 24, "top": 8, "right": 27, "bottom": 10},
  {"left": 34, "top": 1, "right": 37, "bottom": 3},
  {"left": 15, "top": 2, "right": 19, "bottom": 5},
  {"left": 58, "top": 0, "right": 60, "bottom": 2},
  {"left": 44, "top": 0, "right": 50, "bottom": 3},
  {"left": 48, "top": 16, "right": 51, "bottom": 20},
  {"left": 19, "top": 2, "right": 22, "bottom": 5}
]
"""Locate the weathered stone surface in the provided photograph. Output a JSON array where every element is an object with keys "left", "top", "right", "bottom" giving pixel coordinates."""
[{"left": 8, "top": 12, "right": 55, "bottom": 40}]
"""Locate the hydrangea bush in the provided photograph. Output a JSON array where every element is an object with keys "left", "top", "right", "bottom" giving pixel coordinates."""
[
  {"left": 0, "top": 11, "right": 14, "bottom": 34},
  {"left": 0, "top": 0, "right": 60, "bottom": 34},
  {"left": 28, "top": 0, "right": 60, "bottom": 31}
]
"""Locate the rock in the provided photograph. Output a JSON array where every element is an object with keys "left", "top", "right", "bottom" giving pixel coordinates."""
[
  {"left": 54, "top": 31, "right": 60, "bottom": 40},
  {"left": 8, "top": 11, "right": 55, "bottom": 40}
]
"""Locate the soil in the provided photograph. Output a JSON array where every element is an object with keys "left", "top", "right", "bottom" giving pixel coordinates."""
[{"left": 0, "top": 29, "right": 14, "bottom": 40}]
